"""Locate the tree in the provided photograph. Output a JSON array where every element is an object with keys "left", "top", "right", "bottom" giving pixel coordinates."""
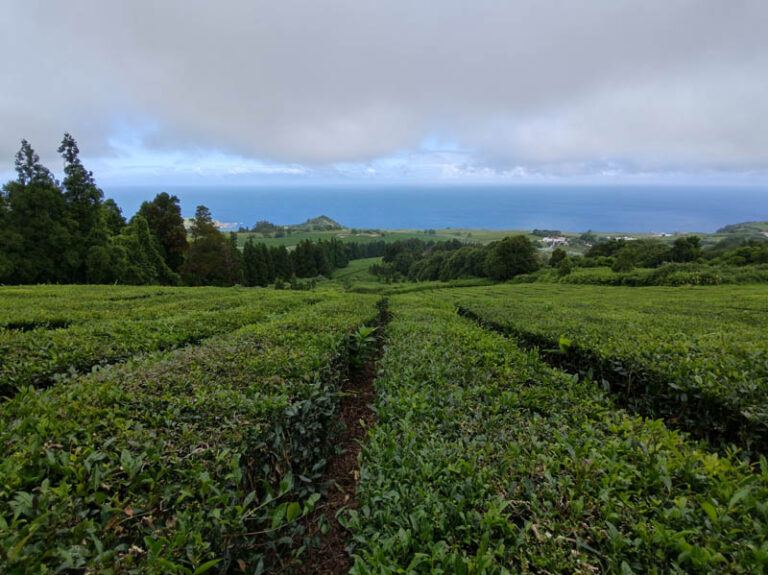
[
  {"left": 243, "top": 238, "right": 269, "bottom": 286},
  {"left": 136, "top": 192, "right": 188, "bottom": 270},
  {"left": 612, "top": 249, "right": 635, "bottom": 273},
  {"left": 58, "top": 133, "right": 108, "bottom": 282},
  {"left": 0, "top": 188, "right": 19, "bottom": 282},
  {"left": 112, "top": 215, "right": 180, "bottom": 285},
  {"left": 631, "top": 239, "right": 672, "bottom": 268},
  {"left": 2, "top": 140, "right": 72, "bottom": 283},
  {"left": 270, "top": 245, "right": 290, "bottom": 280},
  {"left": 557, "top": 257, "right": 573, "bottom": 276},
  {"left": 102, "top": 198, "right": 126, "bottom": 236},
  {"left": 221, "top": 232, "right": 243, "bottom": 285},
  {"left": 181, "top": 205, "right": 234, "bottom": 285},
  {"left": 484, "top": 236, "right": 539, "bottom": 281},
  {"left": 190, "top": 205, "right": 217, "bottom": 241},
  {"left": 260, "top": 243, "right": 274, "bottom": 282},
  {"left": 671, "top": 236, "right": 701, "bottom": 263},
  {"left": 291, "top": 240, "right": 319, "bottom": 277},
  {"left": 14, "top": 139, "right": 55, "bottom": 186},
  {"left": 549, "top": 247, "right": 567, "bottom": 267}
]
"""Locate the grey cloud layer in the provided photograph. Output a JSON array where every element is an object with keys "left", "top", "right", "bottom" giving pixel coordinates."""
[{"left": 3, "top": 0, "right": 767, "bottom": 173}]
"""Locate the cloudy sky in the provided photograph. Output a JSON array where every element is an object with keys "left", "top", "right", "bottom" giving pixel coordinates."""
[{"left": 2, "top": 0, "right": 768, "bottom": 185}]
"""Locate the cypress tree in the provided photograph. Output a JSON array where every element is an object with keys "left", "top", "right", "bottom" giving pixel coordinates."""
[
  {"left": 136, "top": 192, "right": 188, "bottom": 270},
  {"left": 259, "top": 243, "right": 274, "bottom": 283},
  {"left": 3, "top": 140, "right": 72, "bottom": 283},
  {"left": 243, "top": 238, "right": 258, "bottom": 286},
  {"left": 58, "top": 133, "right": 108, "bottom": 282}
]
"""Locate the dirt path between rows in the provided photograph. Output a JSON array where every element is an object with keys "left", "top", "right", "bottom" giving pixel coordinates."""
[{"left": 288, "top": 347, "right": 380, "bottom": 574}]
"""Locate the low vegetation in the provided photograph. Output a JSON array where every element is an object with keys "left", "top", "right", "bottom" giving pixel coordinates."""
[
  {"left": 1, "top": 290, "right": 379, "bottom": 573},
  {"left": 3, "top": 278, "right": 768, "bottom": 572},
  {"left": 3, "top": 168, "right": 768, "bottom": 572},
  {"left": 453, "top": 284, "right": 768, "bottom": 452},
  {"left": 347, "top": 294, "right": 768, "bottom": 573},
  {"left": 0, "top": 288, "right": 319, "bottom": 397}
]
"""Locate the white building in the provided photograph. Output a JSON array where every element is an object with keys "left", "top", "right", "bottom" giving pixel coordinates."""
[{"left": 541, "top": 236, "right": 569, "bottom": 246}]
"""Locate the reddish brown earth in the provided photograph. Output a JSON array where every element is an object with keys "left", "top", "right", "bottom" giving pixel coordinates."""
[{"left": 289, "top": 355, "right": 379, "bottom": 574}]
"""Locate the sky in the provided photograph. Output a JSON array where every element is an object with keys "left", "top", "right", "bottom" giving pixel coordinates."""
[{"left": 2, "top": 0, "right": 768, "bottom": 186}]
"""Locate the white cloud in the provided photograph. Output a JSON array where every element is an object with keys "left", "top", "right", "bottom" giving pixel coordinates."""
[{"left": 2, "top": 0, "right": 768, "bottom": 180}]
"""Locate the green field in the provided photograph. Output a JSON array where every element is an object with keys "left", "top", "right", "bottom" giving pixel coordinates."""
[
  {"left": 234, "top": 220, "right": 768, "bottom": 256},
  {"left": 236, "top": 228, "right": 535, "bottom": 249},
  {"left": 2, "top": 281, "right": 768, "bottom": 573},
  {"left": 330, "top": 257, "right": 382, "bottom": 284}
]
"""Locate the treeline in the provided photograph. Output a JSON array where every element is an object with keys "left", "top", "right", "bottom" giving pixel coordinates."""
[
  {"left": 541, "top": 235, "right": 768, "bottom": 286},
  {"left": 551, "top": 235, "right": 768, "bottom": 275},
  {"left": 369, "top": 236, "right": 539, "bottom": 282},
  {"left": 0, "top": 137, "right": 367, "bottom": 287},
  {"left": 240, "top": 238, "right": 390, "bottom": 286},
  {"left": 369, "top": 233, "right": 768, "bottom": 286},
  {"left": 0, "top": 136, "right": 180, "bottom": 286}
]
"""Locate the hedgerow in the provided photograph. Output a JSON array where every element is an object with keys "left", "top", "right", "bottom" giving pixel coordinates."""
[
  {"left": 0, "top": 288, "right": 319, "bottom": 397},
  {"left": 526, "top": 263, "right": 768, "bottom": 287},
  {"left": 452, "top": 284, "right": 768, "bottom": 452},
  {"left": 0, "top": 294, "right": 377, "bottom": 573},
  {"left": 0, "top": 286, "right": 254, "bottom": 329},
  {"left": 347, "top": 294, "right": 768, "bottom": 573}
]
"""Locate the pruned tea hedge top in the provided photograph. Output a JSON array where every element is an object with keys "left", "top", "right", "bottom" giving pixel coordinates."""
[
  {"left": 348, "top": 293, "right": 768, "bottom": 574},
  {"left": 0, "top": 286, "right": 323, "bottom": 398},
  {"left": 452, "top": 284, "right": 768, "bottom": 452},
  {"left": 0, "top": 290, "right": 378, "bottom": 573}
]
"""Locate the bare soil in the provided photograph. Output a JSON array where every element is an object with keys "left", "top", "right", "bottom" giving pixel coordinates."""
[{"left": 289, "top": 355, "right": 379, "bottom": 574}]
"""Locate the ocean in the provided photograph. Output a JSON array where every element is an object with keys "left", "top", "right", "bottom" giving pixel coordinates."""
[{"left": 104, "top": 184, "right": 768, "bottom": 234}]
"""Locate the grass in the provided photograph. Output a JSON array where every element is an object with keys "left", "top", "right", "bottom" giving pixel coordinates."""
[{"left": 331, "top": 257, "right": 382, "bottom": 284}]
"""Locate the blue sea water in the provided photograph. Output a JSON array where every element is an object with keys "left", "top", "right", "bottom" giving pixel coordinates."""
[{"left": 104, "top": 184, "right": 768, "bottom": 233}]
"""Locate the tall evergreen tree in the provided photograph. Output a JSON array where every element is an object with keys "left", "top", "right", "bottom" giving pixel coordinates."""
[
  {"left": 58, "top": 133, "right": 108, "bottom": 282},
  {"left": 2, "top": 140, "right": 72, "bottom": 283},
  {"left": 181, "top": 205, "right": 236, "bottom": 285},
  {"left": 113, "top": 215, "right": 180, "bottom": 285},
  {"left": 242, "top": 238, "right": 259, "bottom": 286},
  {"left": 102, "top": 198, "right": 126, "bottom": 236},
  {"left": 243, "top": 238, "right": 270, "bottom": 286},
  {"left": 270, "top": 245, "right": 290, "bottom": 280},
  {"left": 136, "top": 192, "right": 188, "bottom": 270},
  {"left": 189, "top": 205, "right": 218, "bottom": 241},
  {"left": 14, "top": 139, "right": 56, "bottom": 186},
  {"left": 259, "top": 243, "right": 274, "bottom": 283},
  {"left": 0, "top": 187, "right": 18, "bottom": 282},
  {"left": 222, "top": 232, "right": 243, "bottom": 285}
]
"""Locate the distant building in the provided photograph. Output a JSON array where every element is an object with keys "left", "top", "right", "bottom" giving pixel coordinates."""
[{"left": 541, "top": 236, "right": 569, "bottom": 246}]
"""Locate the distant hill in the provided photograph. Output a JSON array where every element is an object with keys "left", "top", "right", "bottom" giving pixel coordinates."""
[
  {"left": 716, "top": 221, "right": 768, "bottom": 235},
  {"left": 290, "top": 215, "right": 343, "bottom": 231}
]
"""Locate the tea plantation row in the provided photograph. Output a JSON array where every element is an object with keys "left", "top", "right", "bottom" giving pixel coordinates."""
[
  {"left": 0, "top": 286, "right": 277, "bottom": 329},
  {"left": 0, "top": 288, "right": 324, "bottom": 397},
  {"left": 348, "top": 293, "right": 768, "bottom": 573},
  {"left": 453, "top": 284, "right": 768, "bottom": 452},
  {"left": 2, "top": 282, "right": 767, "bottom": 573},
  {"left": 1, "top": 292, "right": 378, "bottom": 573}
]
